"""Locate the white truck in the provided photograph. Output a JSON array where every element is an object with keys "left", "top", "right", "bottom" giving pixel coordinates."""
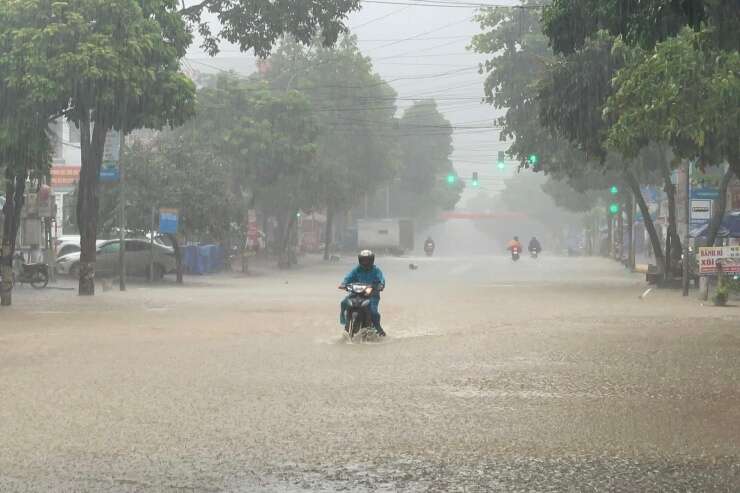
[{"left": 357, "top": 218, "right": 414, "bottom": 255}]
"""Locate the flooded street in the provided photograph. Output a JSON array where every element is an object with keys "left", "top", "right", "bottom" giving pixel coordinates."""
[{"left": 1, "top": 256, "right": 739, "bottom": 491}]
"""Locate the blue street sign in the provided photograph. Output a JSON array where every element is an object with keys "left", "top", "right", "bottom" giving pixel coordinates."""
[
  {"left": 691, "top": 188, "right": 720, "bottom": 200},
  {"left": 159, "top": 208, "right": 178, "bottom": 234}
]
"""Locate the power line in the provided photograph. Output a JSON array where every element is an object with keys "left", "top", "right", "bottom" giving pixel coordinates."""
[
  {"left": 368, "top": 16, "right": 473, "bottom": 51},
  {"left": 360, "top": 35, "right": 473, "bottom": 42},
  {"left": 363, "top": 0, "right": 544, "bottom": 8},
  {"left": 351, "top": 5, "right": 410, "bottom": 30}
]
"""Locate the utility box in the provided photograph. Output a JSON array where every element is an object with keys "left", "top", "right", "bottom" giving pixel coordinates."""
[{"left": 357, "top": 218, "right": 414, "bottom": 255}]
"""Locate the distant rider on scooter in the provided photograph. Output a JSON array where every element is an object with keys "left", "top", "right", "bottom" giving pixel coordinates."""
[
  {"left": 424, "top": 236, "right": 435, "bottom": 256},
  {"left": 528, "top": 236, "right": 542, "bottom": 255},
  {"left": 339, "top": 250, "right": 386, "bottom": 337},
  {"left": 507, "top": 236, "right": 522, "bottom": 253}
]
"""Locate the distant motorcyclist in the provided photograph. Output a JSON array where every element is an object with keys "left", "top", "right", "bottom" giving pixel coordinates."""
[
  {"left": 528, "top": 236, "right": 542, "bottom": 254},
  {"left": 339, "top": 250, "right": 386, "bottom": 337},
  {"left": 506, "top": 236, "right": 522, "bottom": 252},
  {"left": 424, "top": 236, "right": 435, "bottom": 256}
]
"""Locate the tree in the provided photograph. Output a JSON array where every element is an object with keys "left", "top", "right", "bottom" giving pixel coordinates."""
[
  {"left": 1, "top": 0, "right": 359, "bottom": 296},
  {"left": 471, "top": 4, "right": 666, "bottom": 266},
  {"left": 536, "top": 30, "right": 682, "bottom": 274},
  {"left": 0, "top": 114, "right": 52, "bottom": 306},
  {"left": 606, "top": 29, "right": 740, "bottom": 180},
  {"left": 395, "top": 100, "right": 463, "bottom": 221},
  {"left": 471, "top": 2, "right": 566, "bottom": 170},
  {"left": 109, "top": 136, "right": 237, "bottom": 242},
  {"left": 539, "top": 0, "right": 740, "bottom": 262},
  {"left": 112, "top": 73, "right": 319, "bottom": 267},
  {"left": 264, "top": 36, "right": 400, "bottom": 258},
  {"left": 0, "top": 0, "right": 197, "bottom": 295},
  {"left": 542, "top": 0, "right": 739, "bottom": 55},
  {"left": 180, "top": 0, "right": 360, "bottom": 57}
]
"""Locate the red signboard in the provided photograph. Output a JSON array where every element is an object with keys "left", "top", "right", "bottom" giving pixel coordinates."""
[
  {"left": 439, "top": 211, "right": 529, "bottom": 220},
  {"left": 51, "top": 166, "right": 81, "bottom": 187}
]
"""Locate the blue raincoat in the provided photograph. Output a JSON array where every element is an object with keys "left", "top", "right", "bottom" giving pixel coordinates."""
[{"left": 340, "top": 265, "right": 385, "bottom": 326}]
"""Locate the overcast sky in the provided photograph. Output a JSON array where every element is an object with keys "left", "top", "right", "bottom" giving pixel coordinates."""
[{"left": 185, "top": 1, "right": 525, "bottom": 198}]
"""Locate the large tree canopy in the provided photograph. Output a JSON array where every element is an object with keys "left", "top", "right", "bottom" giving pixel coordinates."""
[
  {"left": 542, "top": 0, "right": 739, "bottom": 54},
  {"left": 395, "top": 100, "right": 462, "bottom": 220},
  {"left": 606, "top": 28, "right": 740, "bottom": 177},
  {"left": 180, "top": 0, "right": 361, "bottom": 56}
]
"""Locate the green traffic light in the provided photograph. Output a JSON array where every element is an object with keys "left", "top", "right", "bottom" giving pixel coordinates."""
[
  {"left": 496, "top": 161, "right": 505, "bottom": 170},
  {"left": 609, "top": 203, "right": 620, "bottom": 215},
  {"left": 446, "top": 174, "right": 456, "bottom": 184},
  {"left": 610, "top": 185, "right": 619, "bottom": 195},
  {"left": 528, "top": 154, "right": 539, "bottom": 165},
  {"left": 472, "top": 180, "right": 480, "bottom": 187}
]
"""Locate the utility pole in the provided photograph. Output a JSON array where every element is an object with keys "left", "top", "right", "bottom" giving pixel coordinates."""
[
  {"left": 617, "top": 202, "right": 624, "bottom": 261},
  {"left": 682, "top": 160, "right": 691, "bottom": 296},
  {"left": 149, "top": 207, "right": 155, "bottom": 282},
  {"left": 627, "top": 192, "right": 635, "bottom": 271},
  {"left": 118, "top": 129, "right": 126, "bottom": 291},
  {"left": 385, "top": 185, "right": 390, "bottom": 218}
]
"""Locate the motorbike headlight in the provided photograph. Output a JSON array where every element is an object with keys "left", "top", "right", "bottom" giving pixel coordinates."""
[{"left": 364, "top": 287, "right": 373, "bottom": 295}]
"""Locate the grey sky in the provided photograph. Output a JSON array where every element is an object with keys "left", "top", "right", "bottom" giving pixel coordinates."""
[{"left": 185, "top": 1, "right": 524, "bottom": 199}]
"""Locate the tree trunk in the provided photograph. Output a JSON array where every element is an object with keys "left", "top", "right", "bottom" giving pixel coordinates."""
[
  {"left": 278, "top": 211, "right": 297, "bottom": 269},
  {"left": 0, "top": 175, "right": 26, "bottom": 307},
  {"left": 323, "top": 205, "right": 334, "bottom": 261},
  {"left": 625, "top": 171, "right": 665, "bottom": 273},
  {"left": 165, "top": 233, "right": 183, "bottom": 284},
  {"left": 659, "top": 160, "right": 682, "bottom": 276},
  {"left": 76, "top": 114, "right": 109, "bottom": 296},
  {"left": 626, "top": 191, "right": 635, "bottom": 270},
  {"left": 704, "top": 167, "right": 733, "bottom": 247}
]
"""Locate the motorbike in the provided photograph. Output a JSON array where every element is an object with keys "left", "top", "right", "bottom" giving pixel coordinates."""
[
  {"left": 511, "top": 246, "right": 521, "bottom": 262},
  {"left": 529, "top": 249, "right": 540, "bottom": 259},
  {"left": 12, "top": 254, "right": 49, "bottom": 289},
  {"left": 424, "top": 241, "right": 435, "bottom": 257},
  {"left": 342, "top": 283, "right": 382, "bottom": 342}
]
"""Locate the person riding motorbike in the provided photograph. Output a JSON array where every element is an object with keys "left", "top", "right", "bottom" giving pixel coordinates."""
[
  {"left": 507, "top": 236, "right": 522, "bottom": 253},
  {"left": 339, "top": 250, "right": 386, "bottom": 337},
  {"left": 528, "top": 236, "right": 542, "bottom": 254},
  {"left": 424, "top": 236, "right": 435, "bottom": 254}
]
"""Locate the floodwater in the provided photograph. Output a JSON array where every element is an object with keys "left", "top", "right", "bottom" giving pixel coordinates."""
[{"left": 1, "top": 255, "right": 739, "bottom": 491}]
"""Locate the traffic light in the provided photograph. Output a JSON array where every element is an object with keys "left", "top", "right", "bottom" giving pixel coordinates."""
[
  {"left": 446, "top": 173, "right": 457, "bottom": 185},
  {"left": 528, "top": 154, "right": 539, "bottom": 165},
  {"left": 610, "top": 185, "right": 619, "bottom": 195},
  {"left": 609, "top": 203, "right": 620, "bottom": 215},
  {"left": 472, "top": 172, "right": 480, "bottom": 187},
  {"left": 497, "top": 151, "right": 506, "bottom": 170}
]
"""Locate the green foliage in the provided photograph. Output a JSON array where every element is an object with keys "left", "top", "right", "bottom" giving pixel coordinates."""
[
  {"left": 396, "top": 100, "right": 462, "bottom": 218},
  {"left": 103, "top": 73, "right": 319, "bottom": 240},
  {"left": 471, "top": 4, "right": 608, "bottom": 210},
  {"left": 180, "top": 0, "right": 360, "bottom": 57},
  {"left": 606, "top": 28, "right": 740, "bottom": 170},
  {"left": 265, "top": 36, "right": 398, "bottom": 211},
  {"left": 471, "top": 3, "right": 560, "bottom": 170},
  {"left": 538, "top": 31, "right": 623, "bottom": 162},
  {"left": 196, "top": 72, "right": 318, "bottom": 195},
  {"left": 542, "top": 0, "right": 738, "bottom": 54}
]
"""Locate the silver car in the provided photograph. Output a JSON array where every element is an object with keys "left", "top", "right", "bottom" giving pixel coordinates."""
[{"left": 56, "top": 239, "right": 176, "bottom": 280}]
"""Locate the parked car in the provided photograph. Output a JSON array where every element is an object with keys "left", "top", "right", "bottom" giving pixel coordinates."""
[
  {"left": 56, "top": 239, "right": 176, "bottom": 280},
  {"left": 54, "top": 235, "right": 82, "bottom": 257}
]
